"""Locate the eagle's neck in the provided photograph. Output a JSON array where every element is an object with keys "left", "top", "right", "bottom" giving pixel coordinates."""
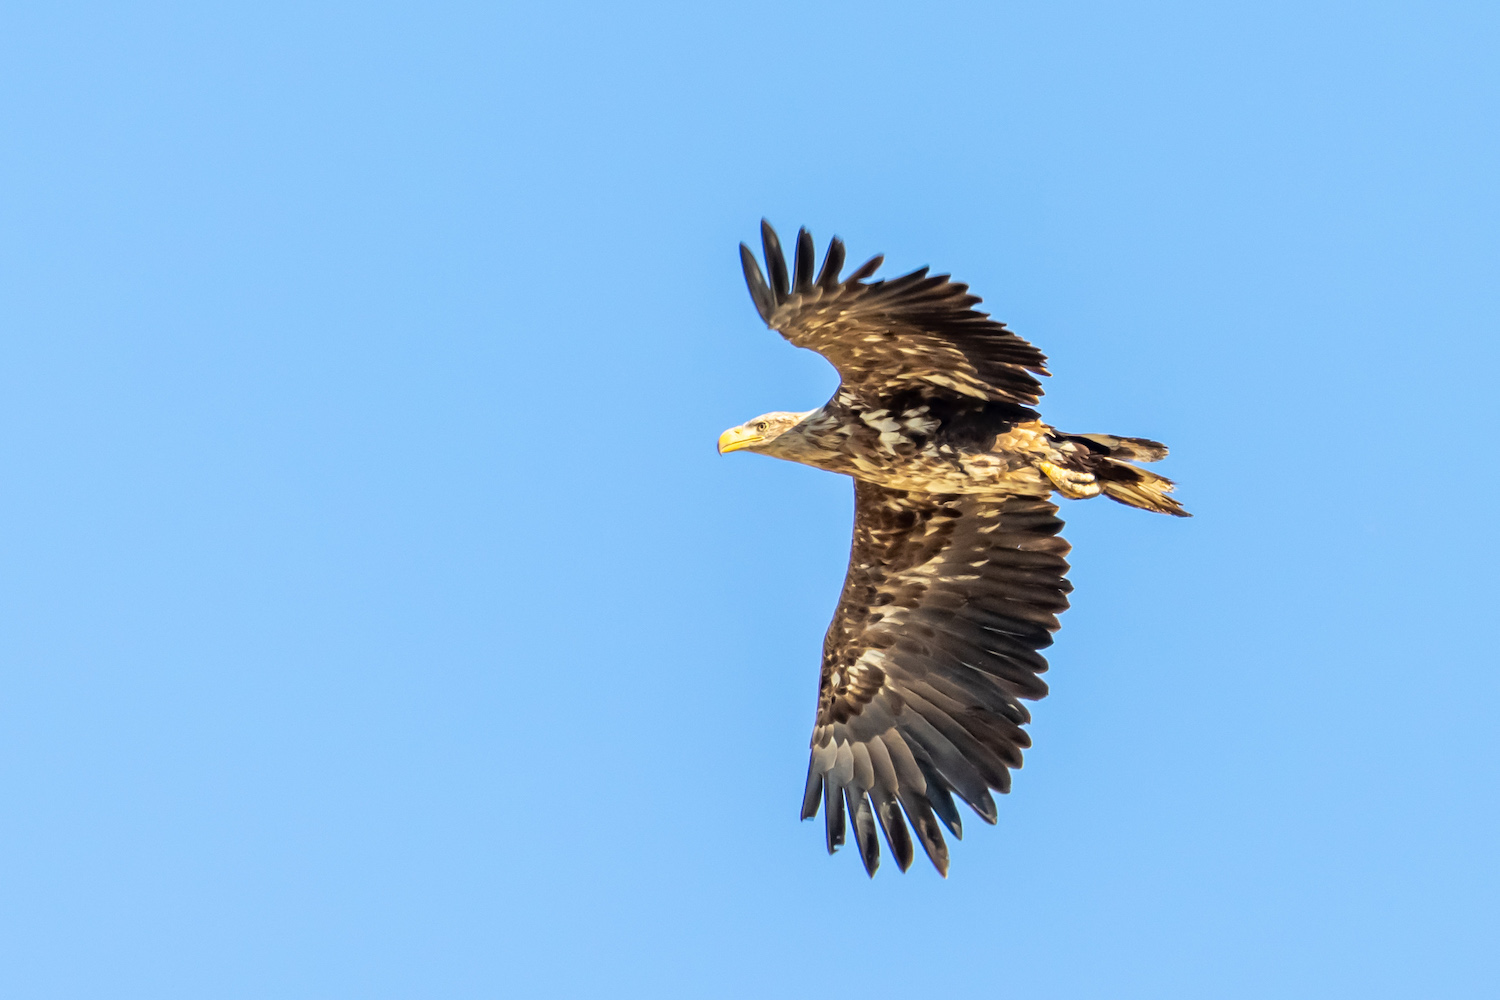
[
  {"left": 761, "top": 404, "right": 849, "bottom": 468},
  {"left": 762, "top": 394, "right": 919, "bottom": 476}
]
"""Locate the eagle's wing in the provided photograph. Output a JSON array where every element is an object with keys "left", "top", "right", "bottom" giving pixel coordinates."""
[
  {"left": 804, "top": 481, "right": 1072, "bottom": 876},
  {"left": 740, "top": 221, "right": 1050, "bottom": 406}
]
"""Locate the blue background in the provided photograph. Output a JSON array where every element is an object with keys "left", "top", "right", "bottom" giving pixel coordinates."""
[{"left": 3, "top": 2, "right": 1497, "bottom": 997}]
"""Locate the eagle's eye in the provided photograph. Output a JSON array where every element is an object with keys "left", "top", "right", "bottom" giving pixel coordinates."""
[{"left": 754, "top": 421, "right": 769, "bottom": 433}]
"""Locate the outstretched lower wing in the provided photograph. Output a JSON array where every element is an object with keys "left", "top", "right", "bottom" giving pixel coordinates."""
[
  {"left": 805, "top": 481, "right": 1072, "bottom": 876},
  {"left": 740, "top": 221, "right": 1050, "bottom": 406}
]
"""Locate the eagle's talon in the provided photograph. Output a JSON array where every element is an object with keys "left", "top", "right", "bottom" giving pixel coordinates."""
[{"left": 1038, "top": 460, "right": 1101, "bottom": 499}]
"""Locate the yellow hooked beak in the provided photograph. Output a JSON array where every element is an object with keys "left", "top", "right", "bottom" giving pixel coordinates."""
[{"left": 717, "top": 425, "right": 762, "bottom": 454}]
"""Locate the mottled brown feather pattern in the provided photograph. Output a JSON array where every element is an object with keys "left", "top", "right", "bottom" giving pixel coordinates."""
[
  {"left": 768, "top": 271, "right": 1050, "bottom": 406},
  {"left": 803, "top": 483, "right": 1070, "bottom": 876},
  {"left": 730, "top": 223, "right": 1186, "bottom": 877},
  {"left": 741, "top": 220, "right": 1049, "bottom": 406}
]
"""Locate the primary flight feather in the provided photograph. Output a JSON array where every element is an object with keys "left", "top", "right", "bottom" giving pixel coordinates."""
[{"left": 720, "top": 222, "right": 1189, "bottom": 877}]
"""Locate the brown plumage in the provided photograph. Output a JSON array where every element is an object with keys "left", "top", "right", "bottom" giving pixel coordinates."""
[{"left": 719, "top": 223, "right": 1188, "bottom": 877}]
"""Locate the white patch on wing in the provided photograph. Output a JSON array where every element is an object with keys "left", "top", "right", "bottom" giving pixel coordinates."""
[{"left": 901, "top": 411, "right": 941, "bottom": 434}]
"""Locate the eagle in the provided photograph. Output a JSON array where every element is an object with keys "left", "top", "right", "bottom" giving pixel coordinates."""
[{"left": 719, "top": 222, "right": 1189, "bottom": 877}]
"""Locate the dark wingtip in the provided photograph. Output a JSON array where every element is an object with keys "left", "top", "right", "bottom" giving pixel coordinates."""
[
  {"left": 921, "top": 763, "right": 964, "bottom": 838},
  {"left": 973, "top": 790, "right": 998, "bottom": 825},
  {"left": 800, "top": 759, "right": 824, "bottom": 821},
  {"left": 848, "top": 789, "right": 881, "bottom": 877},
  {"left": 888, "top": 833, "right": 912, "bottom": 869},
  {"left": 846, "top": 253, "right": 884, "bottom": 282},
  {"left": 824, "top": 779, "right": 846, "bottom": 854},
  {"left": 924, "top": 828, "right": 952, "bottom": 876},
  {"left": 816, "top": 236, "right": 845, "bottom": 289},
  {"left": 793, "top": 227, "right": 815, "bottom": 293},
  {"left": 899, "top": 789, "right": 951, "bottom": 876},
  {"left": 739, "top": 243, "right": 775, "bottom": 324},
  {"left": 760, "top": 220, "right": 789, "bottom": 303}
]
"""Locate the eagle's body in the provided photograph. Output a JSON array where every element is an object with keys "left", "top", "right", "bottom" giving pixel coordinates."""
[
  {"left": 720, "top": 223, "right": 1187, "bottom": 877},
  {"left": 747, "top": 389, "right": 1177, "bottom": 505}
]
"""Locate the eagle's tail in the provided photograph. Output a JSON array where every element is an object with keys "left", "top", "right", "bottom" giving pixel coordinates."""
[
  {"left": 1065, "top": 433, "right": 1169, "bottom": 463},
  {"left": 1049, "top": 432, "right": 1190, "bottom": 517},
  {"left": 1094, "top": 460, "right": 1191, "bottom": 517}
]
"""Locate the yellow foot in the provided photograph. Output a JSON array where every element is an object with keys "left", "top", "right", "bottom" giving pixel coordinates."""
[{"left": 1038, "top": 461, "right": 1101, "bottom": 499}]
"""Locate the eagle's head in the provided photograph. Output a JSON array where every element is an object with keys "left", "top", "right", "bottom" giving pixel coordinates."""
[{"left": 717, "top": 411, "right": 814, "bottom": 456}]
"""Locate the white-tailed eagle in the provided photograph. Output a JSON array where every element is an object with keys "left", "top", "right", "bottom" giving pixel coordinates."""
[{"left": 719, "top": 222, "right": 1188, "bottom": 877}]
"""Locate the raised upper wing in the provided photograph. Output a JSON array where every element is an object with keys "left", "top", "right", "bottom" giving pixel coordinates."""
[
  {"left": 803, "top": 481, "right": 1072, "bottom": 876},
  {"left": 740, "top": 221, "right": 1050, "bottom": 406}
]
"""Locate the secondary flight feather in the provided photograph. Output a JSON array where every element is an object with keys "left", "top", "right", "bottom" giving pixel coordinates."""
[{"left": 720, "top": 222, "right": 1188, "bottom": 877}]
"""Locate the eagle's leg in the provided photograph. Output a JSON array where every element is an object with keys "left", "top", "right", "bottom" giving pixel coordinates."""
[{"left": 1037, "top": 461, "right": 1102, "bottom": 500}]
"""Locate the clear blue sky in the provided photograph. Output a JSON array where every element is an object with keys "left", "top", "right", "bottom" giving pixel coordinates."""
[{"left": 3, "top": 2, "right": 1497, "bottom": 997}]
